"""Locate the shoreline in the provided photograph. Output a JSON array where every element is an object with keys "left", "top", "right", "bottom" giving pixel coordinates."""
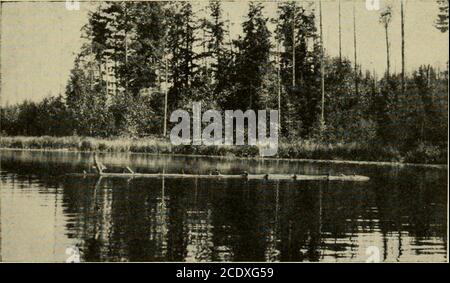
[{"left": 1, "top": 147, "right": 447, "bottom": 169}]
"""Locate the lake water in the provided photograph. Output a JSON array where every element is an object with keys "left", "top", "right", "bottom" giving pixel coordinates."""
[{"left": 0, "top": 150, "right": 447, "bottom": 262}]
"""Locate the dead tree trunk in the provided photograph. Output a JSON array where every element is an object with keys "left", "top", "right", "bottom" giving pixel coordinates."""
[
  {"left": 401, "top": 0, "right": 406, "bottom": 94},
  {"left": 353, "top": 5, "right": 359, "bottom": 95}
]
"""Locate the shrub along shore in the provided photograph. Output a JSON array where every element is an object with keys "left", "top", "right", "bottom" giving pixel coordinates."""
[{"left": 0, "top": 136, "right": 446, "bottom": 166}]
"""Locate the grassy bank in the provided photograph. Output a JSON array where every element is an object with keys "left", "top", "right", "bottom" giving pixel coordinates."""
[{"left": 0, "top": 135, "right": 446, "bottom": 165}]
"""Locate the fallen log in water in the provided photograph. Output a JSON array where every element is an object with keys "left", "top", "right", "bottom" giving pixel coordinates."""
[{"left": 66, "top": 172, "right": 370, "bottom": 182}]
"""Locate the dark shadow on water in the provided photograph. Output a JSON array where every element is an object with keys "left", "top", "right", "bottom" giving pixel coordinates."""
[{"left": 0, "top": 150, "right": 447, "bottom": 262}]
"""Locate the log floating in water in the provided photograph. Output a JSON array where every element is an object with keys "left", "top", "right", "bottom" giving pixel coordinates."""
[
  {"left": 66, "top": 172, "right": 370, "bottom": 182},
  {"left": 86, "top": 153, "right": 369, "bottom": 181}
]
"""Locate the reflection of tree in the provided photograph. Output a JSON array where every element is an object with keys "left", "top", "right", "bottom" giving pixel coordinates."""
[
  {"left": 114, "top": 178, "right": 165, "bottom": 261},
  {"left": 165, "top": 180, "right": 189, "bottom": 261},
  {"left": 320, "top": 183, "right": 368, "bottom": 260},
  {"left": 82, "top": 177, "right": 103, "bottom": 261},
  {"left": 278, "top": 182, "right": 322, "bottom": 262},
  {"left": 60, "top": 176, "right": 171, "bottom": 261},
  {"left": 2, "top": 153, "right": 447, "bottom": 262},
  {"left": 209, "top": 180, "right": 270, "bottom": 262},
  {"left": 155, "top": 174, "right": 168, "bottom": 258},
  {"left": 372, "top": 168, "right": 447, "bottom": 261},
  {"left": 185, "top": 178, "right": 214, "bottom": 262},
  {"left": 264, "top": 182, "right": 281, "bottom": 261}
]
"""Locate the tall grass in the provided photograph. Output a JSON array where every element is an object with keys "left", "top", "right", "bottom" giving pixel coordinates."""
[{"left": 0, "top": 135, "right": 446, "bottom": 164}]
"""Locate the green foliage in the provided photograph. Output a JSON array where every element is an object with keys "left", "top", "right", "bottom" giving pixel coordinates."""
[
  {"left": 166, "top": 2, "right": 199, "bottom": 110},
  {"left": 225, "top": 2, "right": 272, "bottom": 111},
  {"left": 274, "top": 1, "right": 321, "bottom": 137},
  {"left": 122, "top": 93, "right": 165, "bottom": 137},
  {"left": 199, "top": 0, "right": 235, "bottom": 105},
  {"left": 65, "top": 56, "right": 115, "bottom": 136},
  {"left": 1, "top": 96, "right": 72, "bottom": 136},
  {"left": 1, "top": 1, "right": 447, "bottom": 165}
]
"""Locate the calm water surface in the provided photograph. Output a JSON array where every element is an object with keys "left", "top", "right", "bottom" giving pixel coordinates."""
[{"left": 0, "top": 150, "right": 447, "bottom": 262}]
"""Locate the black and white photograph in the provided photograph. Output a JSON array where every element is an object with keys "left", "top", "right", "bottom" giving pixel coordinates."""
[{"left": 0, "top": 0, "right": 448, "bottom": 264}]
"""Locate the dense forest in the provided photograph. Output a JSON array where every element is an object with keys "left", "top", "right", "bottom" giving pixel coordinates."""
[{"left": 1, "top": 1, "right": 448, "bottom": 164}]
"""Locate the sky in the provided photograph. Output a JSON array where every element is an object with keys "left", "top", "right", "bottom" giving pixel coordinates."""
[{"left": 1, "top": 0, "right": 448, "bottom": 106}]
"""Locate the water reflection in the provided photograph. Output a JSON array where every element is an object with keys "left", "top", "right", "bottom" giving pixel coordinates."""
[{"left": 0, "top": 150, "right": 447, "bottom": 262}]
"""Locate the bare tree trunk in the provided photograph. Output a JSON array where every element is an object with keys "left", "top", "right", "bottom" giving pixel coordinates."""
[
  {"left": 202, "top": 28, "right": 206, "bottom": 69},
  {"left": 385, "top": 25, "right": 390, "bottom": 78},
  {"left": 353, "top": 5, "right": 358, "bottom": 95},
  {"left": 124, "top": 2, "right": 129, "bottom": 94},
  {"left": 163, "top": 53, "right": 168, "bottom": 137},
  {"left": 278, "top": 50, "right": 281, "bottom": 136},
  {"left": 338, "top": 0, "right": 342, "bottom": 63},
  {"left": 163, "top": 27, "right": 169, "bottom": 137},
  {"left": 320, "top": 0, "right": 325, "bottom": 124},
  {"left": 292, "top": 2, "right": 296, "bottom": 88},
  {"left": 401, "top": 0, "right": 405, "bottom": 94},
  {"left": 276, "top": 4, "right": 282, "bottom": 138},
  {"left": 226, "top": 12, "right": 234, "bottom": 54}
]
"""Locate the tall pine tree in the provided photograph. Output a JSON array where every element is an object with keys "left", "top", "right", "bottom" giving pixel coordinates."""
[{"left": 229, "top": 2, "right": 271, "bottom": 111}]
